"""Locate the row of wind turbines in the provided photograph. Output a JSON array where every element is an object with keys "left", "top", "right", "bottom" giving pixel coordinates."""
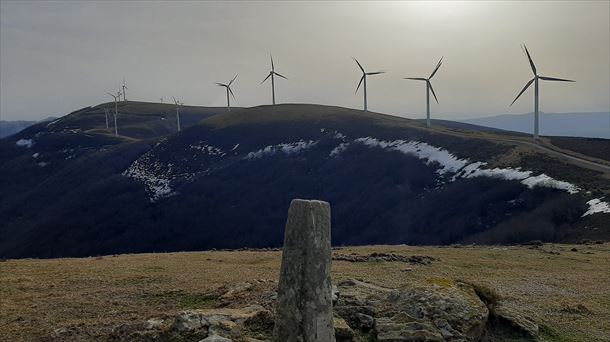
[{"left": 105, "top": 44, "right": 573, "bottom": 140}]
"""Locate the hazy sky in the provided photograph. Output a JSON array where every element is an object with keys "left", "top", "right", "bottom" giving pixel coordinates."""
[{"left": 1, "top": 1, "right": 609, "bottom": 121}]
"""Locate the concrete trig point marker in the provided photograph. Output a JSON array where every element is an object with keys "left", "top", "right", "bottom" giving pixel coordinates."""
[{"left": 273, "top": 199, "right": 336, "bottom": 342}]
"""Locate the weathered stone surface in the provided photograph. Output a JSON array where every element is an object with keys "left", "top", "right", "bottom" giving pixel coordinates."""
[
  {"left": 494, "top": 304, "right": 539, "bottom": 338},
  {"left": 200, "top": 335, "right": 233, "bottom": 342},
  {"left": 334, "top": 317, "right": 355, "bottom": 342},
  {"left": 335, "top": 278, "right": 489, "bottom": 342},
  {"left": 273, "top": 199, "right": 335, "bottom": 342}
]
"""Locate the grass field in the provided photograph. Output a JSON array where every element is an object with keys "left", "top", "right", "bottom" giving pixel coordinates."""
[{"left": 1, "top": 243, "right": 609, "bottom": 341}]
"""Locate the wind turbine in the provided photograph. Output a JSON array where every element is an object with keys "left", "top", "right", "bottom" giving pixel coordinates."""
[
  {"left": 104, "top": 103, "right": 109, "bottom": 129},
  {"left": 261, "top": 55, "right": 287, "bottom": 105},
  {"left": 510, "top": 44, "right": 574, "bottom": 139},
  {"left": 403, "top": 57, "right": 443, "bottom": 128},
  {"left": 172, "top": 96, "right": 183, "bottom": 132},
  {"left": 354, "top": 58, "right": 384, "bottom": 112},
  {"left": 107, "top": 91, "right": 121, "bottom": 136},
  {"left": 216, "top": 74, "right": 238, "bottom": 111},
  {"left": 121, "top": 78, "right": 128, "bottom": 102}
]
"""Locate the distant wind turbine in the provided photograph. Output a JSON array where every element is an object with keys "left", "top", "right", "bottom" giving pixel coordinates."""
[
  {"left": 172, "top": 96, "right": 183, "bottom": 132},
  {"left": 122, "top": 79, "right": 128, "bottom": 102},
  {"left": 404, "top": 57, "right": 443, "bottom": 128},
  {"left": 354, "top": 58, "right": 384, "bottom": 112},
  {"left": 510, "top": 44, "right": 574, "bottom": 139},
  {"left": 216, "top": 74, "right": 238, "bottom": 111},
  {"left": 261, "top": 55, "right": 287, "bottom": 105},
  {"left": 107, "top": 91, "right": 121, "bottom": 136},
  {"left": 104, "top": 103, "right": 110, "bottom": 129}
]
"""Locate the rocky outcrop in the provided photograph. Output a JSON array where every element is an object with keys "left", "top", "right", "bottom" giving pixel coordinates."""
[
  {"left": 333, "top": 253, "right": 438, "bottom": 265},
  {"left": 106, "top": 278, "right": 540, "bottom": 342}
]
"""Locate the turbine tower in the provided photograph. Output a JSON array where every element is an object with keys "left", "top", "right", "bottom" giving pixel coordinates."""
[
  {"left": 121, "top": 78, "right": 128, "bottom": 102},
  {"left": 261, "top": 55, "right": 287, "bottom": 105},
  {"left": 404, "top": 57, "right": 443, "bottom": 128},
  {"left": 216, "top": 74, "right": 238, "bottom": 111},
  {"left": 104, "top": 103, "right": 109, "bottom": 129},
  {"left": 354, "top": 58, "right": 384, "bottom": 112},
  {"left": 510, "top": 44, "right": 574, "bottom": 139},
  {"left": 172, "top": 96, "right": 183, "bottom": 132},
  {"left": 107, "top": 91, "right": 121, "bottom": 136}
]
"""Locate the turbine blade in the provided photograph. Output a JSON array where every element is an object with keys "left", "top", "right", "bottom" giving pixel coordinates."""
[
  {"left": 539, "top": 76, "right": 575, "bottom": 82},
  {"left": 429, "top": 56, "right": 443, "bottom": 79},
  {"left": 274, "top": 72, "right": 288, "bottom": 80},
  {"left": 215, "top": 82, "right": 227, "bottom": 87},
  {"left": 229, "top": 73, "right": 238, "bottom": 86},
  {"left": 366, "top": 71, "right": 384, "bottom": 75},
  {"left": 228, "top": 87, "right": 236, "bottom": 100},
  {"left": 172, "top": 96, "right": 177, "bottom": 104},
  {"left": 428, "top": 81, "right": 439, "bottom": 104},
  {"left": 510, "top": 78, "right": 535, "bottom": 106},
  {"left": 353, "top": 58, "right": 365, "bottom": 72},
  {"left": 403, "top": 77, "right": 427, "bottom": 81},
  {"left": 271, "top": 54, "right": 274, "bottom": 71},
  {"left": 355, "top": 75, "right": 365, "bottom": 93},
  {"left": 523, "top": 44, "right": 537, "bottom": 75},
  {"left": 261, "top": 73, "right": 272, "bottom": 84}
]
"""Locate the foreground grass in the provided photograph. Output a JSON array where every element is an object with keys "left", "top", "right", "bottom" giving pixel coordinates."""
[{"left": 1, "top": 243, "right": 609, "bottom": 341}]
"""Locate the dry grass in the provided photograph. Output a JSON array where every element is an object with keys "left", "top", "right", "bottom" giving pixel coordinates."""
[{"left": 1, "top": 243, "right": 609, "bottom": 341}]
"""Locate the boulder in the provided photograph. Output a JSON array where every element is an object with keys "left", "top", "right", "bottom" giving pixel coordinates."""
[{"left": 334, "top": 317, "right": 355, "bottom": 342}]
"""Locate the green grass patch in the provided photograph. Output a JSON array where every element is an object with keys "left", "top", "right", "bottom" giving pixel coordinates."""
[{"left": 142, "top": 290, "right": 219, "bottom": 309}]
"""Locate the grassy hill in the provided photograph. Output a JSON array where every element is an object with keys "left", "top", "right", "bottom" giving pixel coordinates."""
[
  {"left": 1, "top": 103, "right": 608, "bottom": 258},
  {"left": 1, "top": 243, "right": 608, "bottom": 341}
]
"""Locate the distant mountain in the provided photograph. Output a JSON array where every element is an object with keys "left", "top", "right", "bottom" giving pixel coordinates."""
[
  {"left": 460, "top": 112, "right": 610, "bottom": 139},
  {"left": 0, "top": 117, "right": 56, "bottom": 138},
  {"left": 1, "top": 103, "right": 608, "bottom": 258}
]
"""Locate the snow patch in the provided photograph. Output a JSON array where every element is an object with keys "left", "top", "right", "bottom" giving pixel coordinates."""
[
  {"left": 355, "top": 137, "right": 468, "bottom": 175},
  {"left": 245, "top": 140, "right": 317, "bottom": 160},
  {"left": 124, "top": 155, "right": 175, "bottom": 202},
  {"left": 32, "top": 153, "right": 39, "bottom": 158},
  {"left": 230, "top": 144, "right": 240, "bottom": 151},
  {"left": 583, "top": 199, "right": 610, "bottom": 216},
  {"left": 16, "top": 139, "right": 34, "bottom": 148},
  {"left": 354, "top": 137, "right": 581, "bottom": 194},
  {"left": 330, "top": 143, "right": 350, "bottom": 157},
  {"left": 190, "top": 142, "right": 226, "bottom": 156},
  {"left": 37, "top": 162, "right": 48, "bottom": 167},
  {"left": 334, "top": 132, "right": 347, "bottom": 139}
]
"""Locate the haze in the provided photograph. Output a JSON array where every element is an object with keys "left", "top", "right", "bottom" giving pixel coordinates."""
[{"left": 1, "top": 1, "right": 609, "bottom": 121}]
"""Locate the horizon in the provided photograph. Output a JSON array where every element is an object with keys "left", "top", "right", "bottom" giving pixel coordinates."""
[{"left": 1, "top": 1, "right": 609, "bottom": 121}]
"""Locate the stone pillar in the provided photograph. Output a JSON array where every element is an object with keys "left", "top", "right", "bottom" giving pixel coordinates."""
[{"left": 273, "top": 199, "right": 335, "bottom": 342}]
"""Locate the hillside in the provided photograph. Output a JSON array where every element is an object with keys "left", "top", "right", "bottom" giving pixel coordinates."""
[
  {"left": 0, "top": 244, "right": 608, "bottom": 342},
  {"left": 0, "top": 117, "right": 57, "bottom": 138},
  {"left": 460, "top": 112, "right": 610, "bottom": 139},
  {"left": 1, "top": 103, "right": 609, "bottom": 258}
]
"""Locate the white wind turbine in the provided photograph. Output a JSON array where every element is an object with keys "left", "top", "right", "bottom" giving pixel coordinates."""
[
  {"left": 121, "top": 78, "right": 128, "bottom": 102},
  {"left": 354, "top": 58, "right": 384, "bottom": 112},
  {"left": 216, "top": 74, "right": 238, "bottom": 111},
  {"left": 107, "top": 90, "right": 121, "bottom": 136},
  {"left": 104, "top": 103, "right": 110, "bottom": 129},
  {"left": 510, "top": 44, "right": 574, "bottom": 139},
  {"left": 172, "top": 96, "right": 183, "bottom": 132},
  {"left": 261, "top": 55, "right": 288, "bottom": 105},
  {"left": 404, "top": 57, "right": 443, "bottom": 128}
]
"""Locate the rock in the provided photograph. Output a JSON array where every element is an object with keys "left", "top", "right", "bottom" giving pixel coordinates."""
[
  {"left": 494, "top": 304, "right": 539, "bottom": 338},
  {"left": 200, "top": 335, "right": 233, "bottom": 342},
  {"left": 335, "top": 278, "right": 489, "bottom": 341},
  {"left": 173, "top": 311, "right": 209, "bottom": 333},
  {"left": 332, "top": 285, "right": 340, "bottom": 305},
  {"left": 220, "top": 282, "right": 253, "bottom": 300},
  {"left": 333, "top": 252, "right": 437, "bottom": 265},
  {"left": 353, "top": 313, "right": 375, "bottom": 331},
  {"left": 334, "top": 317, "right": 355, "bottom": 342},
  {"left": 273, "top": 199, "right": 335, "bottom": 342},
  {"left": 375, "top": 317, "right": 444, "bottom": 342}
]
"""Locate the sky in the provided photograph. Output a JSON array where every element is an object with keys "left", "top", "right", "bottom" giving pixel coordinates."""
[{"left": 1, "top": 1, "right": 609, "bottom": 121}]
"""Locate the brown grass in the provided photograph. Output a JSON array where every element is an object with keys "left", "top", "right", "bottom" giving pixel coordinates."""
[{"left": 1, "top": 243, "right": 609, "bottom": 341}]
